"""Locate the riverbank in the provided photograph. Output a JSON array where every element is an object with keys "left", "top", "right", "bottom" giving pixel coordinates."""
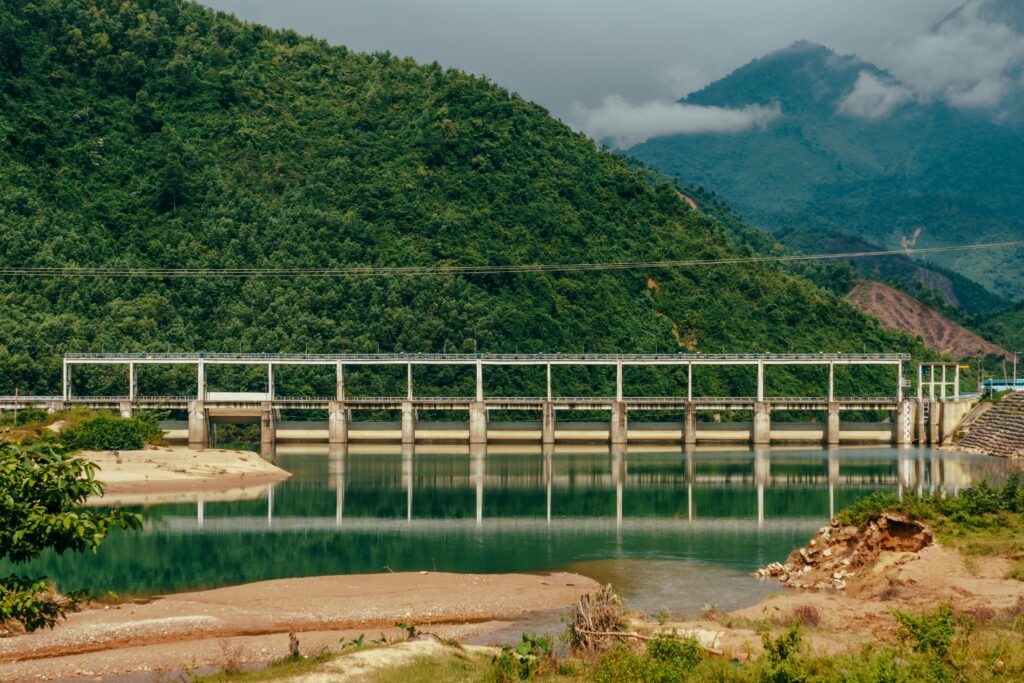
[
  {"left": 0, "top": 571, "right": 598, "bottom": 680},
  {"left": 83, "top": 446, "right": 291, "bottom": 505}
]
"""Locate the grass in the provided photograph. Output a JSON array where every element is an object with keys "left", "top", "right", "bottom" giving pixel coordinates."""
[{"left": 192, "top": 646, "right": 340, "bottom": 682}]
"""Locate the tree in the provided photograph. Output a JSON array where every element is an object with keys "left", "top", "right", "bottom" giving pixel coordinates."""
[{"left": 0, "top": 441, "right": 141, "bottom": 632}]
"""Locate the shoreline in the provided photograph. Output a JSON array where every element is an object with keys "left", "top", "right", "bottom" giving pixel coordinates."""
[
  {"left": 0, "top": 571, "right": 598, "bottom": 681},
  {"left": 83, "top": 446, "right": 291, "bottom": 505}
]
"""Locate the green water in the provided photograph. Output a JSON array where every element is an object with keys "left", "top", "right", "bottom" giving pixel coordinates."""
[{"left": 13, "top": 445, "right": 1014, "bottom": 616}]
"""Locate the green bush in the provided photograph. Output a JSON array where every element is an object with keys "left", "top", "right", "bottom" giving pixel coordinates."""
[
  {"left": 0, "top": 408, "right": 49, "bottom": 426},
  {"left": 590, "top": 635, "right": 706, "bottom": 683},
  {"left": 834, "top": 492, "right": 902, "bottom": 529},
  {"left": 893, "top": 603, "right": 970, "bottom": 661},
  {"left": 60, "top": 413, "right": 163, "bottom": 451}
]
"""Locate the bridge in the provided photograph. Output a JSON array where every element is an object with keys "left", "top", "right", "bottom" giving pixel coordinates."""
[{"left": 0, "top": 352, "right": 971, "bottom": 447}]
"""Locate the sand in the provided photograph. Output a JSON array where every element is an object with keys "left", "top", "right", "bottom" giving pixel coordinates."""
[
  {"left": 644, "top": 542, "right": 1024, "bottom": 659},
  {"left": 0, "top": 572, "right": 598, "bottom": 681},
  {"left": 83, "top": 447, "right": 291, "bottom": 504}
]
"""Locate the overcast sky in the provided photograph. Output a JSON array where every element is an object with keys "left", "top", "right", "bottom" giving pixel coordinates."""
[{"left": 201, "top": 1, "right": 1024, "bottom": 144}]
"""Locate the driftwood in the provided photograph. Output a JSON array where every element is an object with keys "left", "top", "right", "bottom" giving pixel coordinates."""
[{"left": 569, "top": 584, "right": 624, "bottom": 653}]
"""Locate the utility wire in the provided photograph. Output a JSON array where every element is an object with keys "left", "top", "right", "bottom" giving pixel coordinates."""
[{"left": 0, "top": 240, "right": 1021, "bottom": 278}]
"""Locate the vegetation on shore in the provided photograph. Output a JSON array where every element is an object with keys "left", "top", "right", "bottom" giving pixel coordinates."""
[
  {"left": 0, "top": 440, "right": 141, "bottom": 633},
  {"left": 0, "top": 407, "right": 165, "bottom": 451}
]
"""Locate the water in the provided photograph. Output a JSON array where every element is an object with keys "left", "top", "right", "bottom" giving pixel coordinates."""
[{"left": 16, "top": 445, "right": 1015, "bottom": 618}]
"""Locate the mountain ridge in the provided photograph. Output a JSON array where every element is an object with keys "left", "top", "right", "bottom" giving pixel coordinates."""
[
  {"left": 629, "top": 32, "right": 1024, "bottom": 302},
  {"left": 0, "top": 0, "right": 928, "bottom": 397}
]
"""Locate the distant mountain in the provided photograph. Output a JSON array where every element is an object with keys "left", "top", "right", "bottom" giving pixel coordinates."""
[{"left": 628, "top": 39, "right": 1024, "bottom": 303}]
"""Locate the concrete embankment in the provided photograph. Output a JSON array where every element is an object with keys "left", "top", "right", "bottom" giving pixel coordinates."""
[{"left": 953, "top": 392, "right": 1024, "bottom": 457}]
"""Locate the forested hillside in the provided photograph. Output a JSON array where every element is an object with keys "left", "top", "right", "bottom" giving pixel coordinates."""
[
  {"left": 0, "top": 0, "right": 926, "bottom": 397},
  {"left": 628, "top": 40, "right": 1024, "bottom": 302}
]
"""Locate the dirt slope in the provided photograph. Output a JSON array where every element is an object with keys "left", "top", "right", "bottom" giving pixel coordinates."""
[{"left": 846, "top": 281, "right": 1008, "bottom": 359}]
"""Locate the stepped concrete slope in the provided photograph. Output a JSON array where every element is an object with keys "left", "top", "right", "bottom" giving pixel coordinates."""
[
  {"left": 957, "top": 393, "right": 1024, "bottom": 457},
  {"left": 846, "top": 281, "right": 1008, "bottom": 359}
]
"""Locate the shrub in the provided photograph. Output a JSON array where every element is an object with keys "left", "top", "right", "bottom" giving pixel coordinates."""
[
  {"left": 646, "top": 634, "right": 705, "bottom": 678},
  {"left": 60, "top": 412, "right": 163, "bottom": 451},
  {"left": 590, "top": 644, "right": 650, "bottom": 683},
  {"left": 761, "top": 623, "right": 806, "bottom": 683},
  {"left": 893, "top": 602, "right": 971, "bottom": 660},
  {"left": 835, "top": 492, "right": 901, "bottom": 529},
  {"left": 0, "top": 441, "right": 141, "bottom": 631}
]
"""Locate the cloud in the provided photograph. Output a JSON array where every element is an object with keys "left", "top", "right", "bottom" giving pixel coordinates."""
[
  {"left": 838, "top": 71, "right": 914, "bottom": 119},
  {"left": 570, "top": 96, "right": 782, "bottom": 148},
  {"left": 882, "top": 0, "right": 1024, "bottom": 111}
]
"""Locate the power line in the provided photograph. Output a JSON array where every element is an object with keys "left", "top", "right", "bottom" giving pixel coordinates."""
[{"left": 0, "top": 240, "right": 1021, "bottom": 278}]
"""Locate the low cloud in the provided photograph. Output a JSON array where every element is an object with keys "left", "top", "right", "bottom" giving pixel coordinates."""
[
  {"left": 838, "top": 71, "right": 914, "bottom": 119},
  {"left": 883, "top": 0, "right": 1024, "bottom": 112},
  {"left": 570, "top": 96, "right": 781, "bottom": 148}
]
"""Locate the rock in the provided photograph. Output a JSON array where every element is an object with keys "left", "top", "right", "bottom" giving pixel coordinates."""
[{"left": 822, "top": 548, "right": 833, "bottom": 558}]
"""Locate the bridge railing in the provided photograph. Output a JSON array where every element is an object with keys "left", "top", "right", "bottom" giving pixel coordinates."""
[{"left": 63, "top": 352, "right": 910, "bottom": 363}]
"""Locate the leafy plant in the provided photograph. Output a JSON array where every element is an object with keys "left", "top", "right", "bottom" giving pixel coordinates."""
[
  {"left": 0, "top": 441, "right": 141, "bottom": 631},
  {"left": 60, "top": 412, "right": 164, "bottom": 451}
]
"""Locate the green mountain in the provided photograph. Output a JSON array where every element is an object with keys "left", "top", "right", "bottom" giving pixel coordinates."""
[
  {"left": 0, "top": 0, "right": 926, "bottom": 398},
  {"left": 628, "top": 40, "right": 1024, "bottom": 304}
]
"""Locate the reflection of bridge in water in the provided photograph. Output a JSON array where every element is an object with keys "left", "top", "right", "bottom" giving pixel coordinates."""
[
  {"left": 0, "top": 352, "right": 974, "bottom": 447},
  {"left": 163, "top": 445, "right": 984, "bottom": 534}
]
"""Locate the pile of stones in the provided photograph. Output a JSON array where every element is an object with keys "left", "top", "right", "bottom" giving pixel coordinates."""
[
  {"left": 755, "top": 512, "right": 932, "bottom": 591},
  {"left": 958, "top": 392, "right": 1024, "bottom": 458}
]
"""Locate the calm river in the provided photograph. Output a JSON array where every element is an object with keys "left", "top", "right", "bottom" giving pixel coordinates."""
[{"left": 20, "top": 445, "right": 1017, "bottom": 618}]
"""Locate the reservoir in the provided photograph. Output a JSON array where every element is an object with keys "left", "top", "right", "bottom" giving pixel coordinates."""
[{"left": 17, "top": 445, "right": 1015, "bottom": 617}]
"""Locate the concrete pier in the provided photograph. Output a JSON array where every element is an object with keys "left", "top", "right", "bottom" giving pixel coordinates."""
[
  {"left": 542, "top": 403, "right": 555, "bottom": 444},
  {"left": 119, "top": 400, "right": 133, "bottom": 419},
  {"left": 753, "top": 402, "right": 771, "bottom": 445},
  {"left": 895, "top": 401, "right": 913, "bottom": 446},
  {"left": 260, "top": 401, "right": 275, "bottom": 451},
  {"left": 826, "top": 403, "right": 840, "bottom": 445},
  {"left": 401, "top": 401, "right": 416, "bottom": 444},
  {"left": 328, "top": 401, "right": 349, "bottom": 444},
  {"left": 187, "top": 400, "right": 208, "bottom": 450},
  {"left": 684, "top": 404, "right": 697, "bottom": 446},
  {"left": 469, "top": 401, "right": 488, "bottom": 444},
  {"left": 610, "top": 402, "right": 627, "bottom": 445}
]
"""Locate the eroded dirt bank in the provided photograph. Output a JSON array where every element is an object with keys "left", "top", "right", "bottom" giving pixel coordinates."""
[{"left": 0, "top": 572, "right": 598, "bottom": 681}]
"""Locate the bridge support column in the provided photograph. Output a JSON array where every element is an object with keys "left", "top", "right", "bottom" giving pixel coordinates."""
[
  {"left": 753, "top": 402, "right": 771, "bottom": 445},
  {"left": 260, "top": 401, "right": 276, "bottom": 451},
  {"left": 895, "top": 400, "right": 912, "bottom": 446},
  {"left": 401, "top": 401, "right": 416, "bottom": 444},
  {"left": 542, "top": 402, "right": 555, "bottom": 444},
  {"left": 119, "top": 401, "right": 133, "bottom": 419},
  {"left": 940, "top": 401, "right": 960, "bottom": 446},
  {"left": 188, "top": 400, "right": 208, "bottom": 450},
  {"left": 610, "top": 401, "right": 627, "bottom": 445},
  {"left": 916, "top": 400, "right": 927, "bottom": 445},
  {"left": 928, "top": 402, "right": 940, "bottom": 445},
  {"left": 469, "top": 401, "right": 488, "bottom": 444},
  {"left": 826, "top": 403, "right": 840, "bottom": 445},
  {"left": 684, "top": 404, "right": 697, "bottom": 446},
  {"left": 45, "top": 401, "right": 65, "bottom": 415},
  {"left": 328, "top": 401, "right": 349, "bottom": 444}
]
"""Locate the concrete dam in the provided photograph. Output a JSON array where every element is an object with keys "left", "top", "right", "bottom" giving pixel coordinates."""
[{"left": 0, "top": 353, "right": 973, "bottom": 449}]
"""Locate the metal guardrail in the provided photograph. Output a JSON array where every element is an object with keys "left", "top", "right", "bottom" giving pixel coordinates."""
[
  {"left": 0, "top": 395, "right": 904, "bottom": 404},
  {"left": 63, "top": 352, "right": 910, "bottom": 363}
]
